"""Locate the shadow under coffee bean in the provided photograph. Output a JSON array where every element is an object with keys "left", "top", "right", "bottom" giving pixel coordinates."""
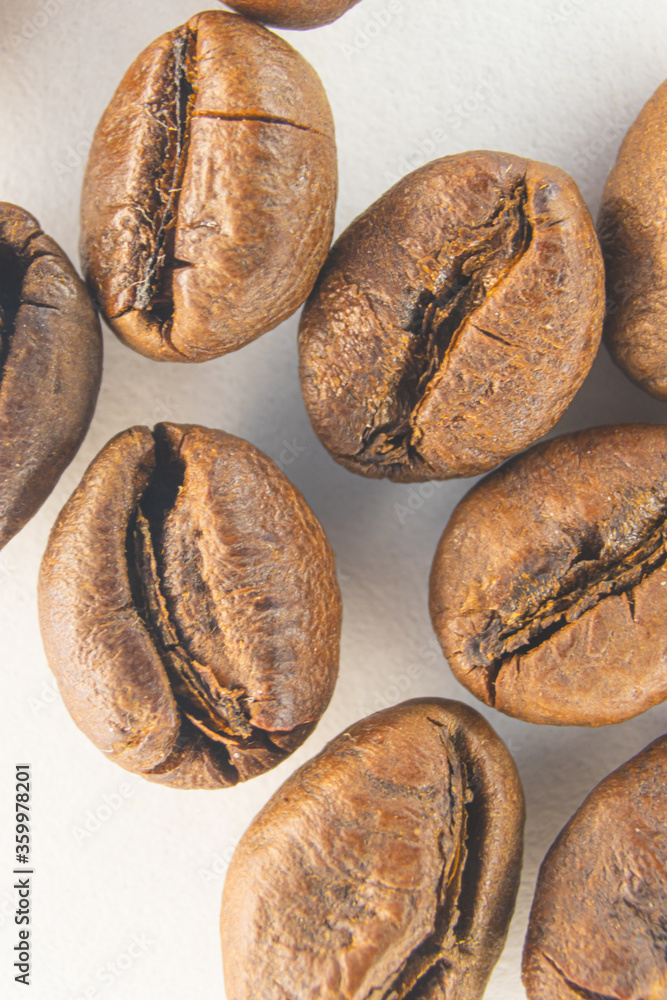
[
  {"left": 221, "top": 699, "right": 525, "bottom": 1000},
  {"left": 38, "top": 423, "right": 342, "bottom": 789},
  {"left": 430, "top": 424, "right": 667, "bottom": 726}
]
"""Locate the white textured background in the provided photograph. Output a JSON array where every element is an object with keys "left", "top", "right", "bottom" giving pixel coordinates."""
[{"left": 1, "top": 0, "right": 667, "bottom": 997}]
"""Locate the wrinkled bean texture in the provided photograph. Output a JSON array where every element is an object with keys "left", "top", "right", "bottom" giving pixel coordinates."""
[
  {"left": 299, "top": 151, "right": 604, "bottom": 483},
  {"left": 599, "top": 78, "right": 667, "bottom": 400},
  {"left": 523, "top": 735, "right": 667, "bottom": 1000},
  {"left": 38, "top": 424, "right": 342, "bottom": 790},
  {"left": 222, "top": 0, "right": 361, "bottom": 29},
  {"left": 430, "top": 424, "right": 667, "bottom": 727},
  {"left": 221, "top": 699, "right": 525, "bottom": 1000},
  {"left": 81, "top": 11, "right": 337, "bottom": 362},
  {"left": 0, "top": 203, "right": 101, "bottom": 550}
]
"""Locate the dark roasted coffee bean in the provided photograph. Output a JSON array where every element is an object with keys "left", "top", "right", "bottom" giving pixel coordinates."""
[
  {"left": 599, "top": 78, "right": 667, "bottom": 400},
  {"left": 523, "top": 734, "right": 667, "bottom": 1000},
  {"left": 221, "top": 698, "right": 525, "bottom": 1000},
  {"left": 222, "top": 0, "right": 361, "bottom": 29},
  {"left": 0, "top": 203, "right": 102, "bottom": 550},
  {"left": 299, "top": 151, "right": 604, "bottom": 483},
  {"left": 38, "top": 424, "right": 342, "bottom": 789},
  {"left": 81, "top": 11, "right": 337, "bottom": 362},
  {"left": 430, "top": 424, "right": 667, "bottom": 727}
]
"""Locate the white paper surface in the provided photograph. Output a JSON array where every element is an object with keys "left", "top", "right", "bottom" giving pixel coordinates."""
[{"left": 1, "top": 0, "right": 667, "bottom": 997}]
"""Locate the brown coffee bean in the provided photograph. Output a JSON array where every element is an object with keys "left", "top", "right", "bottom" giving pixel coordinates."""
[
  {"left": 221, "top": 698, "right": 525, "bottom": 1000},
  {"left": 522, "top": 734, "right": 667, "bottom": 1000},
  {"left": 299, "top": 152, "right": 604, "bottom": 482},
  {"left": 38, "top": 423, "right": 342, "bottom": 790},
  {"left": 80, "top": 11, "right": 337, "bottom": 363},
  {"left": 430, "top": 424, "right": 667, "bottom": 727},
  {"left": 299, "top": 151, "right": 604, "bottom": 483},
  {"left": 598, "top": 79, "right": 667, "bottom": 400},
  {"left": 0, "top": 203, "right": 102, "bottom": 550},
  {"left": 221, "top": 0, "right": 361, "bottom": 29}
]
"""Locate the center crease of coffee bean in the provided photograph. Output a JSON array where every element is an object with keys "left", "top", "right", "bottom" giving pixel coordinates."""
[
  {"left": 0, "top": 245, "right": 22, "bottom": 386},
  {"left": 0, "top": 237, "right": 59, "bottom": 393},
  {"left": 132, "top": 29, "right": 197, "bottom": 333},
  {"left": 357, "top": 178, "right": 532, "bottom": 471},
  {"left": 124, "top": 425, "right": 290, "bottom": 778},
  {"left": 367, "top": 724, "right": 487, "bottom": 1000},
  {"left": 471, "top": 513, "right": 667, "bottom": 703},
  {"left": 113, "top": 25, "right": 334, "bottom": 354}
]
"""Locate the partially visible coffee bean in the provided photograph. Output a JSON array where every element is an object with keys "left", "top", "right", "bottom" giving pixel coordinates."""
[
  {"left": 222, "top": 0, "right": 361, "bottom": 29},
  {"left": 599, "top": 78, "right": 667, "bottom": 400},
  {"left": 81, "top": 11, "right": 337, "bottom": 362},
  {"left": 523, "top": 734, "right": 667, "bottom": 1000},
  {"left": 0, "top": 203, "right": 102, "bottom": 550},
  {"left": 221, "top": 698, "right": 525, "bottom": 1000},
  {"left": 430, "top": 424, "right": 667, "bottom": 727},
  {"left": 299, "top": 151, "right": 604, "bottom": 483},
  {"left": 38, "top": 424, "right": 342, "bottom": 789}
]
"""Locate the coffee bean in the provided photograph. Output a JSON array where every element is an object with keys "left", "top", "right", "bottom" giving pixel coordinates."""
[
  {"left": 430, "top": 424, "right": 667, "bottom": 727},
  {"left": 222, "top": 0, "right": 361, "bottom": 29},
  {"left": 38, "top": 423, "right": 342, "bottom": 789},
  {"left": 0, "top": 202, "right": 102, "bottom": 550},
  {"left": 299, "top": 151, "right": 604, "bottom": 483},
  {"left": 523, "top": 734, "right": 667, "bottom": 999},
  {"left": 221, "top": 698, "right": 525, "bottom": 1000},
  {"left": 80, "top": 11, "right": 337, "bottom": 362},
  {"left": 599, "top": 78, "right": 667, "bottom": 400}
]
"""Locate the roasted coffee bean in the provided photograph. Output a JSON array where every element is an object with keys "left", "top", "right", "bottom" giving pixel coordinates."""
[
  {"left": 221, "top": 698, "right": 525, "bottom": 1000},
  {"left": 299, "top": 151, "right": 604, "bottom": 483},
  {"left": 599, "top": 79, "right": 667, "bottom": 401},
  {"left": 430, "top": 424, "right": 667, "bottom": 727},
  {"left": 81, "top": 11, "right": 337, "bottom": 363},
  {"left": 0, "top": 203, "right": 102, "bottom": 550},
  {"left": 523, "top": 734, "right": 667, "bottom": 1000},
  {"left": 38, "top": 423, "right": 342, "bottom": 789},
  {"left": 222, "top": 0, "right": 361, "bottom": 29}
]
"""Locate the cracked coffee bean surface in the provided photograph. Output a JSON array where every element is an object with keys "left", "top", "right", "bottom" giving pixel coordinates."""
[
  {"left": 598, "top": 78, "right": 667, "bottom": 401},
  {"left": 0, "top": 202, "right": 102, "bottom": 550},
  {"left": 299, "top": 151, "right": 604, "bottom": 483},
  {"left": 80, "top": 11, "right": 337, "bottom": 362},
  {"left": 221, "top": 698, "right": 525, "bottom": 1000},
  {"left": 221, "top": 0, "right": 361, "bottom": 29},
  {"left": 523, "top": 734, "right": 667, "bottom": 1000},
  {"left": 38, "top": 423, "right": 342, "bottom": 790},
  {"left": 430, "top": 424, "right": 667, "bottom": 727}
]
